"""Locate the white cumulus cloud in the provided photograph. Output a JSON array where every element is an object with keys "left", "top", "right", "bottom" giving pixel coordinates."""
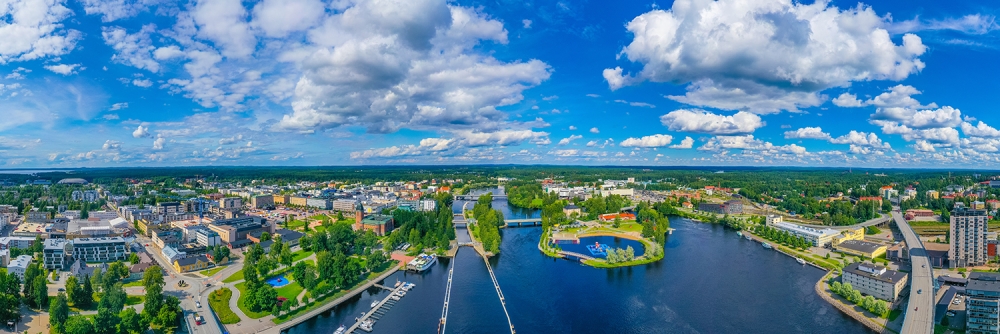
[
  {"left": 620, "top": 134, "right": 673, "bottom": 148},
  {"left": 660, "top": 109, "right": 763, "bottom": 135}
]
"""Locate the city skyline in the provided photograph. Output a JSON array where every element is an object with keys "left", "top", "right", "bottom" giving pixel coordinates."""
[{"left": 1, "top": 0, "right": 1000, "bottom": 168}]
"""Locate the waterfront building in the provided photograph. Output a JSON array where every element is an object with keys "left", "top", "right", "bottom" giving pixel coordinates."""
[
  {"left": 773, "top": 222, "right": 840, "bottom": 247},
  {"left": 599, "top": 213, "right": 636, "bottom": 222},
  {"left": 950, "top": 207, "right": 989, "bottom": 268},
  {"left": 7, "top": 255, "right": 32, "bottom": 280},
  {"left": 842, "top": 262, "right": 907, "bottom": 302},
  {"left": 72, "top": 237, "right": 129, "bottom": 263},
  {"left": 765, "top": 214, "right": 782, "bottom": 225},
  {"left": 43, "top": 238, "right": 72, "bottom": 270},
  {"left": 966, "top": 272, "right": 1000, "bottom": 334},
  {"left": 834, "top": 240, "right": 888, "bottom": 259},
  {"left": 174, "top": 255, "right": 212, "bottom": 273}
]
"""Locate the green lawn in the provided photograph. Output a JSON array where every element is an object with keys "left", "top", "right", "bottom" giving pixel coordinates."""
[
  {"left": 617, "top": 223, "right": 643, "bottom": 233},
  {"left": 208, "top": 288, "right": 241, "bottom": 324},
  {"left": 223, "top": 269, "right": 244, "bottom": 283},
  {"left": 123, "top": 280, "right": 143, "bottom": 287},
  {"left": 199, "top": 266, "right": 227, "bottom": 277},
  {"left": 126, "top": 295, "right": 144, "bottom": 305},
  {"left": 275, "top": 282, "right": 304, "bottom": 301},
  {"left": 234, "top": 282, "right": 272, "bottom": 319},
  {"left": 291, "top": 250, "right": 313, "bottom": 263}
]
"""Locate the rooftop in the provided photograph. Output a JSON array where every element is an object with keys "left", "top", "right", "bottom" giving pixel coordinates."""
[
  {"left": 774, "top": 222, "right": 841, "bottom": 238},
  {"left": 361, "top": 214, "right": 392, "bottom": 225},
  {"left": 44, "top": 238, "right": 70, "bottom": 250},
  {"left": 175, "top": 255, "right": 211, "bottom": 266},
  {"left": 73, "top": 237, "right": 126, "bottom": 244},
  {"left": 968, "top": 272, "right": 1000, "bottom": 293},
  {"left": 844, "top": 262, "right": 907, "bottom": 284},
  {"left": 7, "top": 255, "right": 32, "bottom": 268},
  {"left": 836, "top": 240, "right": 886, "bottom": 254}
]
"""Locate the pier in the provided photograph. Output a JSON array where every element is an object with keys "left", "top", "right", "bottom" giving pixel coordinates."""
[
  {"left": 438, "top": 255, "right": 456, "bottom": 334},
  {"left": 346, "top": 283, "right": 409, "bottom": 333},
  {"left": 482, "top": 254, "right": 515, "bottom": 334}
]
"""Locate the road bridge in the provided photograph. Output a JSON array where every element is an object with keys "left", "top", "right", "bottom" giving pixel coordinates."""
[
  {"left": 504, "top": 218, "right": 542, "bottom": 227},
  {"left": 796, "top": 214, "right": 891, "bottom": 230},
  {"left": 894, "top": 209, "right": 935, "bottom": 334}
]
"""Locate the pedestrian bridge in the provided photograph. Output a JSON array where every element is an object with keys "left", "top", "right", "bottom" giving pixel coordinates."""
[
  {"left": 505, "top": 218, "right": 542, "bottom": 227},
  {"left": 557, "top": 250, "right": 595, "bottom": 261}
]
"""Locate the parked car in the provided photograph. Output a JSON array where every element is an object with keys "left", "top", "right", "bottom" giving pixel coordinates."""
[{"left": 196, "top": 301, "right": 201, "bottom": 308}]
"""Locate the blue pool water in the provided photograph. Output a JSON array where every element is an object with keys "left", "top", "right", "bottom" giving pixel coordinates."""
[
  {"left": 558, "top": 236, "right": 645, "bottom": 259},
  {"left": 266, "top": 274, "right": 291, "bottom": 288}
]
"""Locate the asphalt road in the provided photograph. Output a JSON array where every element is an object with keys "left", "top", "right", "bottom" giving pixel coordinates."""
[{"left": 893, "top": 209, "right": 934, "bottom": 334}]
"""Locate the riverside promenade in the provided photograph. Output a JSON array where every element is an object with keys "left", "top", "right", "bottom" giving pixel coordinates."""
[{"left": 261, "top": 265, "right": 401, "bottom": 334}]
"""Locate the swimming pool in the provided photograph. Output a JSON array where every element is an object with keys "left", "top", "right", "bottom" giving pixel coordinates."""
[{"left": 265, "top": 274, "right": 291, "bottom": 288}]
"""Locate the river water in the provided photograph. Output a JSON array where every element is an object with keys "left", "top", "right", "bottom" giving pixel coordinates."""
[{"left": 284, "top": 195, "right": 872, "bottom": 334}]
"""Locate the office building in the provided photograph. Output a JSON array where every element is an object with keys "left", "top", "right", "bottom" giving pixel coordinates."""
[
  {"left": 306, "top": 198, "right": 332, "bottom": 210},
  {"left": 208, "top": 216, "right": 273, "bottom": 244},
  {"left": 773, "top": 222, "right": 841, "bottom": 247},
  {"left": 842, "top": 262, "right": 908, "bottom": 302},
  {"left": 72, "top": 237, "right": 129, "bottom": 263},
  {"left": 333, "top": 199, "right": 358, "bottom": 212},
  {"left": 7, "top": 255, "right": 32, "bottom": 280},
  {"left": 951, "top": 207, "right": 989, "bottom": 268},
  {"left": 967, "top": 272, "right": 1000, "bottom": 334},
  {"left": 43, "top": 238, "right": 72, "bottom": 270},
  {"left": 251, "top": 195, "right": 274, "bottom": 209}
]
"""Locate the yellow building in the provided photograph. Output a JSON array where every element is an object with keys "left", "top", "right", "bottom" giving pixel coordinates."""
[
  {"left": 835, "top": 227, "right": 865, "bottom": 245},
  {"left": 136, "top": 219, "right": 154, "bottom": 236},
  {"left": 926, "top": 190, "right": 939, "bottom": 200},
  {"left": 173, "top": 255, "right": 213, "bottom": 273},
  {"left": 273, "top": 195, "right": 290, "bottom": 205},
  {"left": 834, "top": 240, "right": 888, "bottom": 259}
]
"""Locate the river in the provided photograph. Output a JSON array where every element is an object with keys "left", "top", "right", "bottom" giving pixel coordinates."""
[{"left": 284, "top": 193, "right": 872, "bottom": 333}]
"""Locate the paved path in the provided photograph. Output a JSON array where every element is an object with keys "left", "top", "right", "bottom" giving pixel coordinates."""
[{"left": 894, "top": 209, "right": 934, "bottom": 334}]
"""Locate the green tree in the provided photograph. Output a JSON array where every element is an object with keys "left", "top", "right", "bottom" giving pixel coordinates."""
[
  {"left": 64, "top": 316, "right": 95, "bottom": 334},
  {"left": 261, "top": 232, "right": 271, "bottom": 242},
  {"left": 100, "top": 282, "right": 128, "bottom": 312},
  {"left": 33, "top": 275, "right": 48, "bottom": 309},
  {"left": 118, "top": 307, "right": 145, "bottom": 334},
  {"left": 79, "top": 274, "right": 95, "bottom": 309},
  {"left": 94, "top": 307, "right": 121, "bottom": 334},
  {"left": 142, "top": 268, "right": 165, "bottom": 322},
  {"left": 65, "top": 275, "right": 80, "bottom": 306},
  {"left": 49, "top": 292, "right": 70, "bottom": 332},
  {"left": 128, "top": 252, "right": 140, "bottom": 264}
]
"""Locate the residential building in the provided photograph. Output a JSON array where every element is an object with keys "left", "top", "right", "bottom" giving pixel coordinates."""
[
  {"left": 333, "top": 199, "right": 358, "bottom": 212},
  {"left": 196, "top": 229, "right": 221, "bottom": 247},
  {"left": 251, "top": 195, "right": 274, "bottom": 209},
  {"left": 880, "top": 186, "right": 898, "bottom": 199},
  {"left": 697, "top": 200, "right": 743, "bottom": 214},
  {"left": 220, "top": 197, "right": 242, "bottom": 209},
  {"left": 967, "top": 272, "right": 1000, "bottom": 334},
  {"left": 951, "top": 207, "right": 989, "bottom": 268},
  {"left": 43, "top": 238, "right": 72, "bottom": 270},
  {"left": 765, "top": 214, "right": 782, "bottom": 225},
  {"left": 173, "top": 255, "right": 213, "bottom": 273},
  {"left": 842, "top": 262, "right": 907, "bottom": 302},
  {"left": 273, "top": 194, "right": 290, "bottom": 205},
  {"left": 71, "top": 190, "right": 99, "bottom": 202},
  {"left": 162, "top": 246, "right": 185, "bottom": 263},
  {"left": 154, "top": 202, "right": 186, "bottom": 215},
  {"left": 72, "top": 237, "right": 129, "bottom": 263},
  {"left": 0, "top": 236, "right": 36, "bottom": 250},
  {"left": 773, "top": 222, "right": 840, "bottom": 247},
  {"left": 927, "top": 190, "right": 940, "bottom": 199},
  {"left": 289, "top": 196, "right": 309, "bottom": 207},
  {"left": 973, "top": 201, "right": 987, "bottom": 210},
  {"left": 563, "top": 204, "right": 582, "bottom": 216},
  {"left": 26, "top": 210, "right": 50, "bottom": 223},
  {"left": 7, "top": 255, "right": 32, "bottom": 280},
  {"left": 153, "top": 229, "right": 183, "bottom": 249},
  {"left": 834, "top": 240, "right": 888, "bottom": 258},
  {"left": 273, "top": 229, "right": 304, "bottom": 247}
]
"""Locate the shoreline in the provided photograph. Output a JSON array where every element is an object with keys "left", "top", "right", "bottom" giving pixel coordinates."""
[{"left": 813, "top": 272, "right": 891, "bottom": 333}]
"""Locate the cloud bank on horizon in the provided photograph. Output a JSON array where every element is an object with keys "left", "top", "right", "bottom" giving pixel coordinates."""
[{"left": 0, "top": 0, "right": 999, "bottom": 168}]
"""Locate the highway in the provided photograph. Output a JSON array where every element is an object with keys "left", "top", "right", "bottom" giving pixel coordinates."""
[{"left": 893, "top": 209, "right": 934, "bottom": 334}]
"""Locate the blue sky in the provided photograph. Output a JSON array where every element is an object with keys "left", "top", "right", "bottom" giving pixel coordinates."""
[{"left": 1, "top": 0, "right": 999, "bottom": 167}]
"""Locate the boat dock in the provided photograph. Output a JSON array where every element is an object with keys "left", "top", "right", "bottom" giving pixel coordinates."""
[{"left": 347, "top": 283, "right": 410, "bottom": 333}]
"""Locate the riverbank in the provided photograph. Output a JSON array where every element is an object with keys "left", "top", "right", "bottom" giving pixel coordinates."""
[
  {"left": 538, "top": 224, "right": 664, "bottom": 268},
  {"left": 814, "top": 272, "right": 896, "bottom": 333}
]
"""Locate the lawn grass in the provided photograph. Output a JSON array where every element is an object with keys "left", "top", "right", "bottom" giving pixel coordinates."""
[
  {"left": 617, "top": 223, "right": 643, "bottom": 233},
  {"left": 275, "top": 282, "right": 304, "bottom": 301},
  {"left": 123, "top": 280, "right": 144, "bottom": 287},
  {"left": 208, "top": 288, "right": 241, "bottom": 324},
  {"left": 199, "top": 266, "right": 226, "bottom": 278},
  {"left": 223, "top": 269, "right": 244, "bottom": 283},
  {"left": 234, "top": 282, "right": 272, "bottom": 319},
  {"left": 291, "top": 250, "right": 313, "bottom": 262},
  {"left": 126, "top": 295, "right": 144, "bottom": 305}
]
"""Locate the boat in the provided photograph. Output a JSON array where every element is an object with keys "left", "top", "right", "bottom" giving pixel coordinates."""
[
  {"left": 762, "top": 243, "right": 773, "bottom": 249},
  {"left": 391, "top": 295, "right": 401, "bottom": 301},
  {"left": 406, "top": 253, "right": 438, "bottom": 272},
  {"left": 334, "top": 325, "right": 346, "bottom": 334},
  {"left": 359, "top": 319, "right": 375, "bottom": 332},
  {"left": 744, "top": 235, "right": 752, "bottom": 241},
  {"left": 796, "top": 258, "right": 806, "bottom": 265},
  {"left": 737, "top": 231, "right": 743, "bottom": 237},
  {"left": 370, "top": 300, "right": 379, "bottom": 308}
]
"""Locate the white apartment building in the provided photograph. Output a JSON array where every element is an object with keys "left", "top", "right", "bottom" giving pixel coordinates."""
[
  {"left": 7, "top": 255, "right": 32, "bottom": 280},
  {"left": 773, "top": 222, "right": 841, "bottom": 247},
  {"left": 72, "top": 237, "right": 129, "bottom": 263},
  {"left": 0, "top": 236, "right": 36, "bottom": 250},
  {"left": 196, "top": 228, "right": 221, "bottom": 247},
  {"left": 43, "top": 238, "right": 72, "bottom": 270},
  {"left": 842, "top": 262, "right": 908, "bottom": 301},
  {"left": 950, "top": 207, "right": 989, "bottom": 268}
]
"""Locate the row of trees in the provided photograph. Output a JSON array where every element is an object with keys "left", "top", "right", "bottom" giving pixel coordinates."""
[
  {"left": 384, "top": 193, "right": 456, "bottom": 252},
  {"left": 750, "top": 224, "right": 813, "bottom": 251},
  {"left": 605, "top": 246, "right": 636, "bottom": 264},
  {"left": 830, "top": 281, "right": 891, "bottom": 318}
]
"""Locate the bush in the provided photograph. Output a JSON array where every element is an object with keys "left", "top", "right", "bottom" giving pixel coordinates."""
[{"left": 208, "top": 288, "right": 240, "bottom": 324}]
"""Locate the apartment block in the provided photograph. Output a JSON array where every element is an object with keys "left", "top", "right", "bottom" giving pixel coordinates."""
[
  {"left": 951, "top": 207, "right": 989, "bottom": 268},
  {"left": 967, "top": 272, "right": 1000, "bottom": 334}
]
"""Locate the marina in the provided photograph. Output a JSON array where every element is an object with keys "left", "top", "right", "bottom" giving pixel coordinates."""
[{"left": 345, "top": 281, "right": 414, "bottom": 333}]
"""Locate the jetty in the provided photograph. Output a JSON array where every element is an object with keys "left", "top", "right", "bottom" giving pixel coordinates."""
[{"left": 346, "top": 282, "right": 411, "bottom": 333}]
